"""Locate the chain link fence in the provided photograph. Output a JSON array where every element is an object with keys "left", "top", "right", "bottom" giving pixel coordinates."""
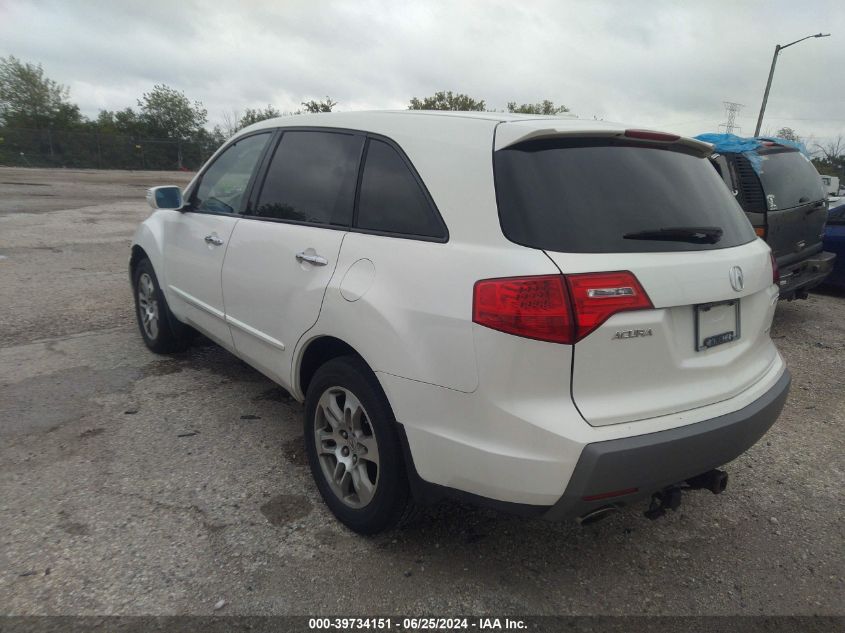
[{"left": 0, "top": 127, "right": 218, "bottom": 171}]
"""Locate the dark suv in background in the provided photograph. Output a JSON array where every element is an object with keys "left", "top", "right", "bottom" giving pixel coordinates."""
[{"left": 697, "top": 134, "right": 835, "bottom": 300}]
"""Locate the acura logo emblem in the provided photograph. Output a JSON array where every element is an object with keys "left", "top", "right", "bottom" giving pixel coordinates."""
[{"left": 729, "top": 266, "right": 744, "bottom": 292}]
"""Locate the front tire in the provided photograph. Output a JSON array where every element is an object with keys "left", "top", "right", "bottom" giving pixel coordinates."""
[
  {"left": 132, "top": 258, "right": 193, "bottom": 354},
  {"left": 304, "top": 356, "right": 415, "bottom": 534}
]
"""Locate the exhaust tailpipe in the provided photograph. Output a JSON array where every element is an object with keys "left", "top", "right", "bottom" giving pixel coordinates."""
[
  {"left": 577, "top": 505, "right": 618, "bottom": 526},
  {"left": 686, "top": 469, "right": 728, "bottom": 495}
]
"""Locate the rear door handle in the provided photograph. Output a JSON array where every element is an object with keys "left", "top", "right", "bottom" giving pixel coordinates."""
[
  {"left": 204, "top": 234, "right": 224, "bottom": 246},
  {"left": 295, "top": 251, "right": 328, "bottom": 266}
]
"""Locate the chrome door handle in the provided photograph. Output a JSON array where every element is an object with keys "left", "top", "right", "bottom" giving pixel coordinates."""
[
  {"left": 204, "top": 234, "right": 224, "bottom": 246},
  {"left": 295, "top": 251, "right": 328, "bottom": 266}
]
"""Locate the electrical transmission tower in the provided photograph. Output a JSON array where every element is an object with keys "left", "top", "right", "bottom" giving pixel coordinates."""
[{"left": 719, "top": 101, "right": 744, "bottom": 135}]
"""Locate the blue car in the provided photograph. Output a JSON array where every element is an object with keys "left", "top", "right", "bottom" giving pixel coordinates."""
[{"left": 823, "top": 202, "right": 845, "bottom": 288}]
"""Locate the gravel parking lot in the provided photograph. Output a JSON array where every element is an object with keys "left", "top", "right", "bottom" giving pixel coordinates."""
[{"left": 0, "top": 167, "right": 842, "bottom": 616}]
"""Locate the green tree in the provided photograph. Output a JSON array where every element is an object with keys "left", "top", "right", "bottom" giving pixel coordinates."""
[
  {"left": 408, "top": 91, "right": 485, "bottom": 111},
  {"left": 300, "top": 97, "right": 337, "bottom": 113},
  {"left": 137, "top": 84, "right": 207, "bottom": 140},
  {"left": 208, "top": 125, "right": 227, "bottom": 148},
  {"left": 95, "top": 107, "right": 143, "bottom": 136},
  {"left": 0, "top": 55, "right": 82, "bottom": 129},
  {"left": 774, "top": 127, "right": 800, "bottom": 142},
  {"left": 239, "top": 105, "right": 282, "bottom": 129},
  {"left": 507, "top": 100, "right": 569, "bottom": 115}
]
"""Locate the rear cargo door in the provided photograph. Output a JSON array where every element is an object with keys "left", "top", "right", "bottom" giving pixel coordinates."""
[
  {"left": 494, "top": 134, "right": 781, "bottom": 426},
  {"left": 753, "top": 148, "right": 828, "bottom": 266}
]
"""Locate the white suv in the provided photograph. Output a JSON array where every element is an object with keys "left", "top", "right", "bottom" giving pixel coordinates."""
[{"left": 131, "top": 111, "right": 790, "bottom": 533}]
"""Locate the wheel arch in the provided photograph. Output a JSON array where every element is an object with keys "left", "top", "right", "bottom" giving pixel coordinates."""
[
  {"left": 129, "top": 215, "right": 168, "bottom": 294},
  {"left": 129, "top": 244, "right": 149, "bottom": 287},
  {"left": 295, "top": 335, "right": 376, "bottom": 402}
]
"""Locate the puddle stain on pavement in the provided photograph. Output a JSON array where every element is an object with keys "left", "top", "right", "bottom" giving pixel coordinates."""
[{"left": 260, "top": 494, "right": 312, "bottom": 527}]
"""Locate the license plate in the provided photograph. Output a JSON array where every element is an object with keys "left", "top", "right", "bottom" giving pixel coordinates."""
[{"left": 694, "top": 300, "right": 740, "bottom": 351}]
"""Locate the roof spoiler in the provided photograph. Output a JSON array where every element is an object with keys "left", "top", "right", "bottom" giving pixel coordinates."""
[{"left": 496, "top": 127, "right": 713, "bottom": 158}]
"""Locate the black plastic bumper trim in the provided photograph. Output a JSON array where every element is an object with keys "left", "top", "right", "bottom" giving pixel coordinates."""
[
  {"left": 396, "top": 370, "right": 790, "bottom": 522},
  {"left": 543, "top": 369, "right": 791, "bottom": 520}
]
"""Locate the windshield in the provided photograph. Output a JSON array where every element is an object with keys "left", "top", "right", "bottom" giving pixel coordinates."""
[
  {"left": 494, "top": 138, "right": 757, "bottom": 254},
  {"left": 756, "top": 149, "right": 826, "bottom": 210}
]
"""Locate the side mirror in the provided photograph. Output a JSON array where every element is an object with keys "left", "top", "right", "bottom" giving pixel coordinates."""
[{"left": 146, "top": 186, "right": 184, "bottom": 210}]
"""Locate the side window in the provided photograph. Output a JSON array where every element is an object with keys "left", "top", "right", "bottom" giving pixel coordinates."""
[
  {"left": 253, "top": 131, "right": 363, "bottom": 225},
  {"left": 356, "top": 139, "right": 446, "bottom": 239},
  {"left": 192, "top": 133, "right": 271, "bottom": 214}
]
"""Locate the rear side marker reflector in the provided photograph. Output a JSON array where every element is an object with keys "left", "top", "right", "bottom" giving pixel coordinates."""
[
  {"left": 472, "top": 271, "right": 653, "bottom": 344},
  {"left": 582, "top": 487, "right": 639, "bottom": 502}
]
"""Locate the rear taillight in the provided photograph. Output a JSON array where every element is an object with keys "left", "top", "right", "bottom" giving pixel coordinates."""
[
  {"left": 754, "top": 226, "right": 766, "bottom": 239},
  {"left": 771, "top": 252, "right": 780, "bottom": 285},
  {"left": 472, "top": 275, "right": 573, "bottom": 344},
  {"left": 566, "top": 271, "right": 654, "bottom": 341},
  {"left": 472, "top": 271, "right": 653, "bottom": 344}
]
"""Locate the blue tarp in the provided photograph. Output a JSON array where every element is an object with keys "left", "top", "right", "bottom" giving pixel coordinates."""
[{"left": 693, "top": 133, "right": 810, "bottom": 174}]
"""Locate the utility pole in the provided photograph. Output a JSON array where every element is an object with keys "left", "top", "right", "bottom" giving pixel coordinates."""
[{"left": 754, "top": 33, "right": 830, "bottom": 137}]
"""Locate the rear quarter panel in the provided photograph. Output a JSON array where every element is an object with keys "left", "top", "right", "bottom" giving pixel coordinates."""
[{"left": 300, "top": 238, "right": 559, "bottom": 396}]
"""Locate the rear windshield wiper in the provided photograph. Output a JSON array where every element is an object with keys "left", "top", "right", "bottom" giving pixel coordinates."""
[{"left": 623, "top": 226, "right": 723, "bottom": 244}]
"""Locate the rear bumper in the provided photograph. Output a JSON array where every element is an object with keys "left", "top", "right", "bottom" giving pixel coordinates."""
[
  {"left": 777, "top": 251, "right": 835, "bottom": 297},
  {"left": 543, "top": 369, "right": 791, "bottom": 520}
]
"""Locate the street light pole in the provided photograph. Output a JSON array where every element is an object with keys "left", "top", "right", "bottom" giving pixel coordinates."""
[
  {"left": 754, "top": 45, "right": 781, "bottom": 138},
  {"left": 753, "top": 33, "right": 830, "bottom": 137}
]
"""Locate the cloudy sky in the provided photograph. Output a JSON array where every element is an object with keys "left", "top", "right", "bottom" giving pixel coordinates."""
[{"left": 1, "top": 0, "right": 843, "bottom": 145}]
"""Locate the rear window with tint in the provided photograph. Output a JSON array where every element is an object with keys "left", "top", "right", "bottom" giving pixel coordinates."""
[
  {"left": 494, "top": 138, "right": 757, "bottom": 253},
  {"left": 756, "top": 149, "right": 826, "bottom": 210}
]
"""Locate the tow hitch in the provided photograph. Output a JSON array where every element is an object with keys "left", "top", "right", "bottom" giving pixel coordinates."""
[
  {"left": 644, "top": 469, "right": 729, "bottom": 520},
  {"left": 644, "top": 486, "right": 683, "bottom": 520}
]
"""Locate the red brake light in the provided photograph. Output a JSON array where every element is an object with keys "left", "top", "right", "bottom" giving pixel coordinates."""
[
  {"left": 472, "top": 271, "right": 653, "bottom": 344},
  {"left": 566, "top": 271, "right": 654, "bottom": 341},
  {"left": 624, "top": 129, "right": 681, "bottom": 142},
  {"left": 770, "top": 252, "right": 780, "bottom": 285},
  {"left": 472, "top": 275, "right": 574, "bottom": 344}
]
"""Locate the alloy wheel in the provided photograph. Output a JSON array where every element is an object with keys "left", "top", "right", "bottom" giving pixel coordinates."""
[
  {"left": 137, "top": 272, "right": 160, "bottom": 340},
  {"left": 313, "top": 386, "right": 380, "bottom": 508}
]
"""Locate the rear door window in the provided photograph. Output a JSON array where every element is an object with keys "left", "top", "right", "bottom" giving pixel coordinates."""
[
  {"left": 253, "top": 131, "right": 363, "bottom": 226},
  {"left": 755, "top": 149, "right": 826, "bottom": 210},
  {"left": 355, "top": 139, "right": 446, "bottom": 239},
  {"left": 494, "top": 138, "right": 756, "bottom": 253}
]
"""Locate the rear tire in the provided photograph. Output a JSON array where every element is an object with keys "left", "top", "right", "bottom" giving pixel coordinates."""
[
  {"left": 132, "top": 258, "right": 193, "bottom": 354},
  {"left": 304, "top": 355, "right": 415, "bottom": 534}
]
